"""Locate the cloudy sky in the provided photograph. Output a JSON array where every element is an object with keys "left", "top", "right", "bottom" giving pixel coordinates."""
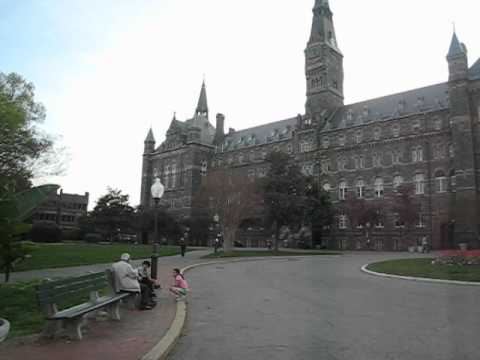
[{"left": 1, "top": 0, "right": 479, "bottom": 208}]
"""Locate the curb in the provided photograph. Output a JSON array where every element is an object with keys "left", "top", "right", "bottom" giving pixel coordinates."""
[
  {"left": 361, "top": 264, "right": 480, "bottom": 286},
  {"left": 141, "top": 256, "right": 316, "bottom": 360}
]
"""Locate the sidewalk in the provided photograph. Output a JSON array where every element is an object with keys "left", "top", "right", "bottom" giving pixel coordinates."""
[{"left": 0, "top": 250, "right": 211, "bottom": 360}]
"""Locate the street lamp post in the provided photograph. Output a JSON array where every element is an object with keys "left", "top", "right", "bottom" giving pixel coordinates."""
[
  {"left": 365, "top": 222, "right": 371, "bottom": 250},
  {"left": 213, "top": 214, "right": 219, "bottom": 253},
  {"left": 150, "top": 178, "right": 165, "bottom": 280}
]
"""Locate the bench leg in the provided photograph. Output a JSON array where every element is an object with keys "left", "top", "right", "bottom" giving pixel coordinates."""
[
  {"left": 106, "top": 302, "right": 121, "bottom": 321},
  {"left": 123, "top": 294, "right": 139, "bottom": 310},
  {"left": 64, "top": 316, "right": 85, "bottom": 340},
  {"left": 42, "top": 319, "right": 63, "bottom": 339}
]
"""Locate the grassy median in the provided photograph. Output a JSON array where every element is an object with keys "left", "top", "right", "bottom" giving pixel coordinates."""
[
  {"left": 367, "top": 258, "right": 480, "bottom": 282},
  {"left": 202, "top": 250, "right": 341, "bottom": 259},
  {"left": 4, "top": 243, "right": 185, "bottom": 273}
]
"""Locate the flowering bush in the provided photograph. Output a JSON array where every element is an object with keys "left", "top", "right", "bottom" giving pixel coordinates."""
[{"left": 432, "top": 250, "right": 480, "bottom": 266}]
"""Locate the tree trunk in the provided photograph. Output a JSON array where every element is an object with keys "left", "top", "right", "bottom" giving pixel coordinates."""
[
  {"left": 223, "top": 228, "right": 234, "bottom": 253},
  {"left": 4, "top": 264, "right": 10, "bottom": 283},
  {"left": 274, "top": 221, "right": 279, "bottom": 254}
]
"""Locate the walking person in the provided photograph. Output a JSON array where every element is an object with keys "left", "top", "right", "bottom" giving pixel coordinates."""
[
  {"left": 169, "top": 268, "right": 189, "bottom": 301},
  {"left": 421, "top": 236, "right": 429, "bottom": 253},
  {"left": 179, "top": 237, "right": 186, "bottom": 257},
  {"left": 214, "top": 236, "right": 220, "bottom": 254}
]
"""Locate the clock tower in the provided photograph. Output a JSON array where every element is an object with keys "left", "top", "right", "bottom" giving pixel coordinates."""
[{"left": 305, "top": 0, "right": 344, "bottom": 117}]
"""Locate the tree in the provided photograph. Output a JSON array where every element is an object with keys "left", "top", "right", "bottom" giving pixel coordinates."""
[
  {"left": 89, "top": 188, "right": 134, "bottom": 241},
  {"left": 195, "top": 168, "right": 261, "bottom": 252},
  {"left": 0, "top": 73, "right": 62, "bottom": 196},
  {"left": 130, "top": 205, "right": 181, "bottom": 244},
  {"left": 260, "top": 151, "right": 332, "bottom": 252},
  {"left": 0, "top": 184, "right": 59, "bottom": 282}
]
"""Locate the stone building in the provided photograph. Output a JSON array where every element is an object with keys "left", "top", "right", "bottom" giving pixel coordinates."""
[
  {"left": 33, "top": 189, "right": 89, "bottom": 230},
  {"left": 140, "top": 0, "right": 480, "bottom": 250}
]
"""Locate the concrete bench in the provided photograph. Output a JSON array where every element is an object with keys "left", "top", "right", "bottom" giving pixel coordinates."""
[{"left": 35, "top": 271, "right": 130, "bottom": 340}]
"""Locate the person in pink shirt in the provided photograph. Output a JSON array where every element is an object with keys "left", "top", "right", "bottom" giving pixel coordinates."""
[{"left": 169, "top": 268, "right": 189, "bottom": 301}]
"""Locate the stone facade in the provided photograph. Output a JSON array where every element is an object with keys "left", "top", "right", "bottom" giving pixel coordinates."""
[
  {"left": 141, "top": 0, "right": 480, "bottom": 250},
  {"left": 33, "top": 189, "right": 89, "bottom": 230}
]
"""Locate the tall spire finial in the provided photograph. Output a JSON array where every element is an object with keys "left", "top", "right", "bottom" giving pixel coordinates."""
[{"left": 195, "top": 79, "right": 209, "bottom": 117}]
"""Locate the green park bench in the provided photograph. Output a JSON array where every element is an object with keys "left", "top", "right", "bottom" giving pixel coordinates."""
[{"left": 35, "top": 271, "right": 131, "bottom": 340}]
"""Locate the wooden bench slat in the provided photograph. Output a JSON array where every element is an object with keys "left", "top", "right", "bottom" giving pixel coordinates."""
[
  {"left": 37, "top": 278, "right": 106, "bottom": 299},
  {"left": 38, "top": 283, "right": 107, "bottom": 307},
  {"left": 49, "top": 293, "right": 130, "bottom": 320},
  {"left": 38, "top": 273, "right": 106, "bottom": 290}
]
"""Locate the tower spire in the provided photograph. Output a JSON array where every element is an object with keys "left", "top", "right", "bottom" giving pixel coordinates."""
[
  {"left": 195, "top": 80, "right": 209, "bottom": 118},
  {"left": 309, "top": 0, "right": 339, "bottom": 51}
]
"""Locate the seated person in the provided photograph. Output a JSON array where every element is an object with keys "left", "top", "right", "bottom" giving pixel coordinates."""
[
  {"left": 138, "top": 260, "right": 161, "bottom": 296},
  {"left": 112, "top": 253, "right": 155, "bottom": 310},
  {"left": 169, "top": 268, "right": 189, "bottom": 301}
]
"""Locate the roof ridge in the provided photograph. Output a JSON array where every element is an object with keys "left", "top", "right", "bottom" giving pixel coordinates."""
[{"left": 225, "top": 116, "right": 298, "bottom": 136}]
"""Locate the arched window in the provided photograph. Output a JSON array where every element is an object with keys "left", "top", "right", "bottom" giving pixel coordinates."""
[
  {"left": 414, "top": 174, "right": 425, "bottom": 195},
  {"left": 393, "top": 175, "right": 403, "bottom": 191},
  {"left": 374, "top": 178, "right": 384, "bottom": 198},
  {"left": 356, "top": 180, "right": 365, "bottom": 199},
  {"left": 435, "top": 170, "right": 447, "bottom": 193},
  {"left": 339, "top": 181, "right": 348, "bottom": 200}
]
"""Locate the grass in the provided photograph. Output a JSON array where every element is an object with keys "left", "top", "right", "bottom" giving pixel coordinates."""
[
  {"left": 5, "top": 243, "right": 186, "bottom": 273},
  {"left": 367, "top": 258, "right": 480, "bottom": 282},
  {"left": 0, "top": 281, "right": 45, "bottom": 338},
  {"left": 202, "top": 250, "right": 341, "bottom": 259}
]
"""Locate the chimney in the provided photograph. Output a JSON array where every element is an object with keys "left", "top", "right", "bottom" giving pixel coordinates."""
[{"left": 213, "top": 113, "right": 226, "bottom": 145}]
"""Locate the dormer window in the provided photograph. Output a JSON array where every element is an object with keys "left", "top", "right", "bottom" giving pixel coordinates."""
[
  {"left": 304, "top": 118, "right": 312, "bottom": 126},
  {"left": 346, "top": 109, "right": 353, "bottom": 122},
  {"left": 373, "top": 127, "right": 381, "bottom": 141}
]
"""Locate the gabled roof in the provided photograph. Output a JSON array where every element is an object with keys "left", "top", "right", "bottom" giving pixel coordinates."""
[
  {"left": 469, "top": 58, "right": 480, "bottom": 80},
  {"left": 325, "top": 83, "right": 449, "bottom": 131},
  {"left": 447, "top": 32, "right": 466, "bottom": 58},
  {"left": 222, "top": 117, "right": 298, "bottom": 151}
]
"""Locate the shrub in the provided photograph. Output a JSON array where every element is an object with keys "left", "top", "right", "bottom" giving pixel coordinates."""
[
  {"left": 61, "top": 229, "right": 82, "bottom": 241},
  {"left": 84, "top": 233, "right": 103, "bottom": 243},
  {"left": 31, "top": 222, "right": 62, "bottom": 243}
]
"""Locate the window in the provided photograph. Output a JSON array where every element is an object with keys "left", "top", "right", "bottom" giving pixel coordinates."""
[
  {"left": 338, "top": 213, "right": 347, "bottom": 229},
  {"left": 392, "top": 150, "right": 401, "bottom": 164},
  {"left": 249, "top": 151, "right": 256, "bottom": 162},
  {"left": 414, "top": 174, "right": 425, "bottom": 195},
  {"left": 373, "top": 127, "right": 381, "bottom": 141},
  {"left": 416, "top": 214, "right": 426, "bottom": 228},
  {"left": 322, "top": 137, "right": 330, "bottom": 149},
  {"left": 374, "top": 178, "right": 384, "bottom": 198},
  {"left": 393, "top": 176, "right": 403, "bottom": 191},
  {"left": 394, "top": 214, "right": 405, "bottom": 228},
  {"left": 337, "top": 157, "right": 347, "bottom": 171},
  {"left": 354, "top": 156, "right": 365, "bottom": 169},
  {"left": 321, "top": 159, "right": 331, "bottom": 174},
  {"left": 248, "top": 169, "right": 256, "bottom": 181},
  {"left": 258, "top": 168, "right": 266, "bottom": 178},
  {"left": 450, "top": 169, "right": 456, "bottom": 191},
  {"left": 412, "top": 120, "right": 421, "bottom": 132},
  {"left": 300, "top": 141, "right": 313, "bottom": 153},
  {"left": 372, "top": 153, "right": 381, "bottom": 167},
  {"left": 356, "top": 180, "right": 365, "bottom": 199},
  {"left": 171, "top": 163, "right": 177, "bottom": 188},
  {"left": 302, "top": 164, "right": 314, "bottom": 176},
  {"left": 412, "top": 146, "right": 423, "bottom": 162},
  {"left": 354, "top": 130, "right": 363, "bottom": 144},
  {"left": 435, "top": 170, "right": 447, "bottom": 193},
  {"left": 165, "top": 165, "right": 171, "bottom": 189},
  {"left": 392, "top": 124, "right": 400, "bottom": 138},
  {"left": 433, "top": 144, "right": 445, "bottom": 160},
  {"left": 238, "top": 154, "right": 244, "bottom": 164},
  {"left": 338, "top": 134, "right": 346, "bottom": 146},
  {"left": 375, "top": 211, "right": 384, "bottom": 228},
  {"left": 434, "top": 118, "right": 443, "bottom": 131},
  {"left": 448, "top": 144, "right": 455, "bottom": 158},
  {"left": 339, "top": 181, "right": 348, "bottom": 200},
  {"left": 346, "top": 109, "right": 353, "bottom": 122},
  {"left": 201, "top": 160, "right": 208, "bottom": 177},
  {"left": 287, "top": 144, "right": 293, "bottom": 154},
  {"left": 262, "top": 151, "right": 268, "bottom": 160}
]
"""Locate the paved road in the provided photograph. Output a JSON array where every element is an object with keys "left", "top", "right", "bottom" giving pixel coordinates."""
[{"left": 169, "top": 253, "right": 480, "bottom": 360}]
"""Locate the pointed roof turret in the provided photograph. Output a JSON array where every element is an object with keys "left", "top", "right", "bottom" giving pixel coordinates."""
[
  {"left": 195, "top": 80, "right": 209, "bottom": 117},
  {"left": 145, "top": 128, "right": 155, "bottom": 143},
  {"left": 309, "top": 0, "right": 340, "bottom": 52},
  {"left": 447, "top": 32, "right": 466, "bottom": 59}
]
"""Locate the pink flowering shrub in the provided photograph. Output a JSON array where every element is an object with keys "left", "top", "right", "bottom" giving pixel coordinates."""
[{"left": 432, "top": 250, "right": 480, "bottom": 266}]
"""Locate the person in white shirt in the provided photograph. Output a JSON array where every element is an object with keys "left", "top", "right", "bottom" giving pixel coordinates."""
[{"left": 112, "top": 253, "right": 155, "bottom": 310}]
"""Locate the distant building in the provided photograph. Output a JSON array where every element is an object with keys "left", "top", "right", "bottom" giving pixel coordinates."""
[
  {"left": 33, "top": 189, "right": 89, "bottom": 230},
  {"left": 140, "top": 0, "right": 480, "bottom": 250}
]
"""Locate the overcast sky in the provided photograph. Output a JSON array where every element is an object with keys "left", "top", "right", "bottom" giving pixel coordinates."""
[{"left": 1, "top": 0, "right": 479, "bottom": 208}]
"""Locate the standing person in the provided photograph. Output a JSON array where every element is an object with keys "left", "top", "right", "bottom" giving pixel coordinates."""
[
  {"left": 214, "top": 237, "right": 220, "bottom": 254},
  {"left": 421, "top": 236, "right": 429, "bottom": 253},
  {"left": 179, "top": 237, "right": 187, "bottom": 257},
  {"left": 112, "top": 254, "right": 155, "bottom": 310},
  {"left": 169, "top": 268, "right": 189, "bottom": 301}
]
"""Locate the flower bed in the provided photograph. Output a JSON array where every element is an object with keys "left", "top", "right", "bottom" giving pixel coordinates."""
[{"left": 432, "top": 250, "right": 480, "bottom": 266}]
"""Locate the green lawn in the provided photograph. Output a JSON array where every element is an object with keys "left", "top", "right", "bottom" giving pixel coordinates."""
[
  {"left": 202, "top": 250, "right": 341, "bottom": 259},
  {"left": 6, "top": 243, "right": 185, "bottom": 273},
  {"left": 0, "top": 281, "right": 45, "bottom": 338},
  {"left": 367, "top": 258, "right": 480, "bottom": 282}
]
